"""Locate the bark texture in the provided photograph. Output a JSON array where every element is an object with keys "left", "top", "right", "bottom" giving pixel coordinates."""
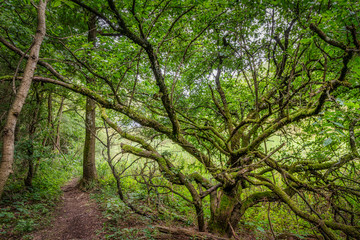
[
  {"left": 80, "top": 14, "right": 97, "bottom": 187},
  {"left": 208, "top": 187, "right": 240, "bottom": 236},
  {"left": 0, "top": 0, "right": 48, "bottom": 198},
  {"left": 81, "top": 96, "right": 97, "bottom": 184}
]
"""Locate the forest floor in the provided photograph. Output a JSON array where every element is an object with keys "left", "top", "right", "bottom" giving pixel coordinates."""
[
  {"left": 31, "top": 179, "right": 105, "bottom": 240},
  {"left": 27, "top": 179, "right": 255, "bottom": 240},
  {"left": 0, "top": 177, "right": 315, "bottom": 240}
]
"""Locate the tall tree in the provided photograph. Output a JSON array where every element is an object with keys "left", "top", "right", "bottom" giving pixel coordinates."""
[
  {"left": 0, "top": 0, "right": 48, "bottom": 198},
  {"left": 80, "top": 13, "right": 98, "bottom": 188}
]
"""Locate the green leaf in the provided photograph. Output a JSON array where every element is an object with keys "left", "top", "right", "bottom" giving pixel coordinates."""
[
  {"left": 63, "top": 0, "right": 75, "bottom": 8},
  {"left": 323, "top": 137, "right": 333, "bottom": 147},
  {"left": 300, "top": 38, "right": 312, "bottom": 44},
  {"left": 52, "top": 0, "right": 62, "bottom": 8},
  {"left": 331, "top": 121, "right": 344, "bottom": 128},
  {"left": 335, "top": 129, "right": 345, "bottom": 136}
]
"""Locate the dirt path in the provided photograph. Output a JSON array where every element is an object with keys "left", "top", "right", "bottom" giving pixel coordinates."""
[{"left": 32, "top": 179, "right": 104, "bottom": 240}]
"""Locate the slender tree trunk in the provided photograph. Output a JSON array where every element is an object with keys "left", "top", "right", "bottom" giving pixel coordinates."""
[
  {"left": 24, "top": 142, "right": 34, "bottom": 187},
  {"left": 0, "top": 0, "right": 48, "bottom": 198},
  {"left": 47, "top": 92, "right": 53, "bottom": 127},
  {"left": 48, "top": 93, "right": 65, "bottom": 152},
  {"left": 80, "top": 14, "right": 97, "bottom": 188},
  {"left": 53, "top": 96, "right": 64, "bottom": 151},
  {"left": 25, "top": 88, "right": 42, "bottom": 187},
  {"left": 193, "top": 198, "right": 205, "bottom": 232},
  {"left": 47, "top": 92, "right": 53, "bottom": 147}
]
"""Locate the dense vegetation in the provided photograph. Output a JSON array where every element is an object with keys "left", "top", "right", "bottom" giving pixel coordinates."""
[{"left": 1, "top": 0, "right": 359, "bottom": 239}]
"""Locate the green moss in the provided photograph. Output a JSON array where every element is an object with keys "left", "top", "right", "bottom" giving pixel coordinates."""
[{"left": 208, "top": 191, "right": 239, "bottom": 236}]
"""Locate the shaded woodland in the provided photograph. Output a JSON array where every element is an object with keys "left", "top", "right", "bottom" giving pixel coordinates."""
[{"left": 1, "top": 0, "right": 360, "bottom": 239}]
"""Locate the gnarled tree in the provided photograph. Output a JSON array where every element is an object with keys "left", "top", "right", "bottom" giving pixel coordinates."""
[{"left": 0, "top": 0, "right": 359, "bottom": 238}]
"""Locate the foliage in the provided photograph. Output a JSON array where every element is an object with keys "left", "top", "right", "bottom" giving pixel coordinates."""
[
  {"left": 0, "top": 0, "right": 360, "bottom": 239},
  {"left": 92, "top": 182, "right": 161, "bottom": 240},
  {"left": 0, "top": 153, "right": 79, "bottom": 239}
]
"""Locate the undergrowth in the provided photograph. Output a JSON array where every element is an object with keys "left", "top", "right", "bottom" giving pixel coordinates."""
[
  {"left": 91, "top": 182, "right": 155, "bottom": 240},
  {"left": 92, "top": 173, "right": 197, "bottom": 240},
  {"left": 0, "top": 156, "right": 80, "bottom": 240}
]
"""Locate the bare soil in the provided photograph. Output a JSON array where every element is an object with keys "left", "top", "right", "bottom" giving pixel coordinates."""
[{"left": 31, "top": 179, "right": 104, "bottom": 240}]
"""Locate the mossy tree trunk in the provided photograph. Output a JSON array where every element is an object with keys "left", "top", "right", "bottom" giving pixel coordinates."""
[
  {"left": 81, "top": 95, "right": 97, "bottom": 187},
  {"left": 80, "top": 14, "right": 98, "bottom": 189},
  {"left": 208, "top": 185, "right": 241, "bottom": 237}
]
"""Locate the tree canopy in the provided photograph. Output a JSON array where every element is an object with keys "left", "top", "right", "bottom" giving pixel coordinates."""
[{"left": 1, "top": 0, "right": 360, "bottom": 239}]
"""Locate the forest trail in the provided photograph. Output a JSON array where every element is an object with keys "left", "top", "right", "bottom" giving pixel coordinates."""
[{"left": 31, "top": 179, "right": 104, "bottom": 240}]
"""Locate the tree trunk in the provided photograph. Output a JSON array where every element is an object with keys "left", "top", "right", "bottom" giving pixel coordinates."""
[
  {"left": 81, "top": 96, "right": 97, "bottom": 186},
  {"left": 53, "top": 96, "right": 64, "bottom": 152},
  {"left": 208, "top": 185, "right": 241, "bottom": 237},
  {"left": 80, "top": 14, "right": 97, "bottom": 188},
  {"left": 0, "top": 0, "right": 48, "bottom": 198},
  {"left": 45, "top": 91, "right": 53, "bottom": 147},
  {"left": 193, "top": 199, "right": 205, "bottom": 232},
  {"left": 47, "top": 92, "right": 53, "bottom": 127},
  {"left": 48, "top": 93, "right": 65, "bottom": 152},
  {"left": 24, "top": 142, "right": 34, "bottom": 187},
  {"left": 25, "top": 87, "right": 42, "bottom": 187}
]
